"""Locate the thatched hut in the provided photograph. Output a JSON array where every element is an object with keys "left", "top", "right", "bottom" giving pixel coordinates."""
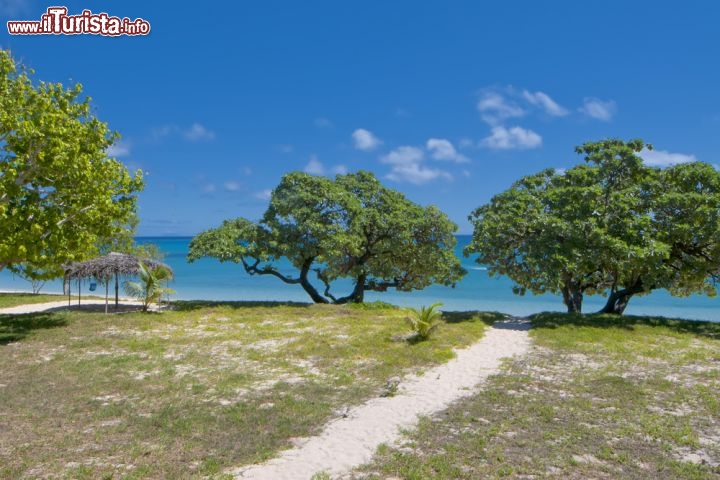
[{"left": 65, "top": 252, "right": 172, "bottom": 313}]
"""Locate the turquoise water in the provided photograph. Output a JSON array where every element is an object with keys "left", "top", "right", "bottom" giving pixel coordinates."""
[{"left": 1, "top": 236, "right": 717, "bottom": 322}]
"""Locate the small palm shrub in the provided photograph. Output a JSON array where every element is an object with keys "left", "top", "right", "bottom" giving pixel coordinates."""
[
  {"left": 124, "top": 262, "right": 175, "bottom": 312},
  {"left": 405, "top": 302, "right": 444, "bottom": 341}
]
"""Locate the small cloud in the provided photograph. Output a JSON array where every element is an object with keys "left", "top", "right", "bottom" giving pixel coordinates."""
[
  {"left": 477, "top": 91, "right": 525, "bottom": 125},
  {"left": 152, "top": 125, "right": 176, "bottom": 140},
  {"left": 639, "top": 148, "right": 698, "bottom": 167},
  {"left": 522, "top": 90, "right": 569, "bottom": 116},
  {"left": 152, "top": 123, "right": 215, "bottom": 142},
  {"left": 184, "top": 123, "right": 215, "bottom": 141},
  {"left": 352, "top": 128, "right": 382, "bottom": 151},
  {"left": 202, "top": 183, "right": 216, "bottom": 194},
  {"left": 459, "top": 138, "right": 475, "bottom": 149},
  {"left": 426, "top": 138, "right": 469, "bottom": 163},
  {"left": 579, "top": 98, "right": 617, "bottom": 121},
  {"left": 314, "top": 117, "right": 333, "bottom": 128},
  {"left": 380, "top": 146, "right": 425, "bottom": 166},
  {"left": 223, "top": 181, "right": 242, "bottom": 192},
  {"left": 332, "top": 165, "right": 348, "bottom": 175},
  {"left": 107, "top": 140, "right": 131, "bottom": 158},
  {"left": 242, "top": 166, "right": 253, "bottom": 175},
  {"left": 481, "top": 126, "right": 542, "bottom": 150},
  {"left": 386, "top": 163, "right": 452, "bottom": 185},
  {"left": 276, "top": 144, "right": 294, "bottom": 154},
  {"left": 304, "top": 155, "right": 325, "bottom": 175},
  {"left": 381, "top": 146, "right": 451, "bottom": 185},
  {"left": 395, "top": 108, "right": 411, "bottom": 118},
  {"left": 254, "top": 189, "right": 272, "bottom": 200}
]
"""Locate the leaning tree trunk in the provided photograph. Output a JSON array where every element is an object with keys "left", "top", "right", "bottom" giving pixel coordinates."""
[
  {"left": 298, "top": 261, "right": 330, "bottom": 304},
  {"left": 598, "top": 279, "right": 644, "bottom": 315}
]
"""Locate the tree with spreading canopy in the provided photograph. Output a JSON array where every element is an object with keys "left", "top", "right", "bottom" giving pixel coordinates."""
[
  {"left": 0, "top": 49, "right": 143, "bottom": 279},
  {"left": 188, "top": 170, "right": 466, "bottom": 304},
  {"left": 465, "top": 139, "right": 720, "bottom": 314}
]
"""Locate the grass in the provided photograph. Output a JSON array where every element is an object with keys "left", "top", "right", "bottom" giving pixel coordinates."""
[
  {"left": 0, "top": 300, "right": 493, "bottom": 479},
  {"left": 0, "top": 292, "right": 67, "bottom": 308},
  {"left": 350, "top": 312, "right": 720, "bottom": 480}
]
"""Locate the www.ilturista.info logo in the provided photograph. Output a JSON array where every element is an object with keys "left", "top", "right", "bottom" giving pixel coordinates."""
[{"left": 7, "top": 7, "right": 151, "bottom": 36}]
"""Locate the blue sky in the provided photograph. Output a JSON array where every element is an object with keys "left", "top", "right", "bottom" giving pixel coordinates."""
[{"left": 2, "top": 1, "right": 719, "bottom": 235}]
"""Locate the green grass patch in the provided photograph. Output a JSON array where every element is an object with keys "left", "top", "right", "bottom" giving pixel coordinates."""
[
  {"left": 0, "top": 301, "right": 491, "bottom": 479},
  {"left": 0, "top": 292, "right": 67, "bottom": 308},
  {"left": 350, "top": 312, "right": 720, "bottom": 479}
]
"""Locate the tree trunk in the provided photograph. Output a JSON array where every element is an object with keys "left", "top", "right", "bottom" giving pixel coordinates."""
[
  {"left": 299, "top": 260, "right": 329, "bottom": 304},
  {"left": 334, "top": 274, "right": 367, "bottom": 304},
  {"left": 598, "top": 278, "right": 644, "bottom": 315},
  {"left": 561, "top": 285, "right": 583, "bottom": 314}
]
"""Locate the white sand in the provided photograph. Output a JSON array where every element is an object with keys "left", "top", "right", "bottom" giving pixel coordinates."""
[
  {"left": 230, "top": 318, "right": 531, "bottom": 480},
  {"left": 0, "top": 298, "right": 146, "bottom": 315}
]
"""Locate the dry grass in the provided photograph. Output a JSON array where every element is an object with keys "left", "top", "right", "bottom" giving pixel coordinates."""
[
  {"left": 350, "top": 313, "right": 720, "bottom": 480},
  {"left": 0, "top": 300, "right": 493, "bottom": 479}
]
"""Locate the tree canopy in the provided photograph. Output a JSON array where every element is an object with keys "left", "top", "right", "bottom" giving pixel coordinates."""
[
  {"left": 0, "top": 50, "right": 143, "bottom": 279},
  {"left": 465, "top": 139, "right": 720, "bottom": 314},
  {"left": 188, "top": 171, "right": 465, "bottom": 303}
]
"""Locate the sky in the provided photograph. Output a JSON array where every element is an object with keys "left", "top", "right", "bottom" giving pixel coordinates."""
[{"left": 2, "top": 1, "right": 719, "bottom": 236}]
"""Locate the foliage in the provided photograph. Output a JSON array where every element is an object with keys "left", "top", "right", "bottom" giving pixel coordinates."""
[
  {"left": 123, "top": 262, "right": 174, "bottom": 312},
  {"left": 188, "top": 171, "right": 466, "bottom": 304},
  {"left": 466, "top": 139, "right": 720, "bottom": 314},
  {"left": 405, "top": 302, "right": 444, "bottom": 341},
  {"left": 0, "top": 49, "right": 143, "bottom": 279}
]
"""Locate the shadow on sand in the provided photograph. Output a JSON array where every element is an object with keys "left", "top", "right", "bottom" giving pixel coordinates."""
[
  {"left": 531, "top": 311, "right": 720, "bottom": 340},
  {"left": 0, "top": 312, "right": 68, "bottom": 345}
]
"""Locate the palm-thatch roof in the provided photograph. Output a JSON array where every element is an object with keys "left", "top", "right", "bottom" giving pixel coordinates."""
[
  {"left": 65, "top": 252, "right": 169, "bottom": 281},
  {"left": 65, "top": 252, "right": 173, "bottom": 312}
]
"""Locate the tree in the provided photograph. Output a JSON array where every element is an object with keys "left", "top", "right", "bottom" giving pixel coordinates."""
[
  {"left": 188, "top": 171, "right": 465, "bottom": 304},
  {"left": 124, "top": 262, "right": 175, "bottom": 312},
  {"left": 466, "top": 139, "right": 720, "bottom": 314},
  {"left": 0, "top": 50, "right": 143, "bottom": 279}
]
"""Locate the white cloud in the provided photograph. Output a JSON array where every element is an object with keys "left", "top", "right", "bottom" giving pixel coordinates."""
[
  {"left": 380, "top": 146, "right": 425, "bottom": 166},
  {"left": 202, "top": 183, "right": 216, "bottom": 194},
  {"left": 332, "top": 165, "right": 348, "bottom": 175},
  {"left": 522, "top": 90, "right": 568, "bottom": 116},
  {"left": 184, "top": 123, "right": 215, "bottom": 141},
  {"left": 223, "top": 181, "right": 242, "bottom": 192},
  {"left": 480, "top": 126, "right": 542, "bottom": 150},
  {"left": 107, "top": 140, "right": 131, "bottom": 158},
  {"left": 639, "top": 148, "right": 698, "bottom": 167},
  {"left": 426, "top": 138, "right": 469, "bottom": 163},
  {"left": 477, "top": 91, "right": 525, "bottom": 125},
  {"left": 153, "top": 123, "right": 215, "bottom": 142},
  {"left": 352, "top": 128, "right": 382, "bottom": 151},
  {"left": 314, "top": 117, "right": 333, "bottom": 128},
  {"left": 254, "top": 189, "right": 272, "bottom": 200},
  {"left": 459, "top": 138, "right": 474, "bottom": 149},
  {"left": 304, "top": 155, "right": 325, "bottom": 175},
  {"left": 277, "top": 144, "right": 294, "bottom": 154},
  {"left": 579, "top": 98, "right": 617, "bottom": 121},
  {"left": 380, "top": 146, "right": 452, "bottom": 185},
  {"left": 386, "top": 163, "right": 452, "bottom": 185}
]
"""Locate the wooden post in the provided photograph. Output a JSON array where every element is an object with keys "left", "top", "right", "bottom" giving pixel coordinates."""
[
  {"left": 105, "top": 279, "right": 109, "bottom": 314},
  {"left": 115, "top": 271, "right": 119, "bottom": 310}
]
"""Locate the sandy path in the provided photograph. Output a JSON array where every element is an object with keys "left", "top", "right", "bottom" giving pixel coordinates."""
[
  {"left": 230, "top": 318, "right": 531, "bottom": 480},
  {"left": 0, "top": 299, "right": 145, "bottom": 315}
]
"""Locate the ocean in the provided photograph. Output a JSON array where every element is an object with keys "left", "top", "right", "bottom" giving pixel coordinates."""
[{"left": 1, "top": 235, "right": 717, "bottom": 322}]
